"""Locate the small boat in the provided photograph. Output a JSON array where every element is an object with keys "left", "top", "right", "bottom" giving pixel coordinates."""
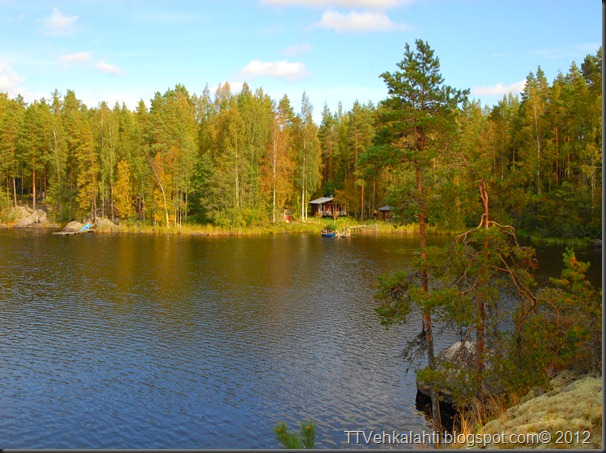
[{"left": 321, "top": 229, "right": 336, "bottom": 238}]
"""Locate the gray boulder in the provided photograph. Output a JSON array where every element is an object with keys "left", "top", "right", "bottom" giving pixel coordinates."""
[
  {"left": 417, "top": 341, "right": 478, "bottom": 404},
  {"left": 62, "top": 221, "right": 85, "bottom": 232},
  {"left": 15, "top": 207, "right": 57, "bottom": 228},
  {"left": 95, "top": 218, "right": 118, "bottom": 232}
]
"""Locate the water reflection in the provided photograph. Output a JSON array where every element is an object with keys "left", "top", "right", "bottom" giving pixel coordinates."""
[{"left": 0, "top": 231, "right": 601, "bottom": 449}]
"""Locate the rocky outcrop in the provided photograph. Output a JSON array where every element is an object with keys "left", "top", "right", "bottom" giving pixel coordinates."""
[
  {"left": 95, "top": 218, "right": 119, "bottom": 232},
  {"left": 477, "top": 373, "right": 602, "bottom": 449},
  {"left": 14, "top": 206, "right": 58, "bottom": 228},
  {"left": 62, "top": 221, "right": 85, "bottom": 232}
]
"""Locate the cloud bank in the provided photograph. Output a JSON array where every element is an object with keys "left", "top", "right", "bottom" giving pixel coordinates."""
[
  {"left": 238, "top": 60, "right": 308, "bottom": 80},
  {"left": 95, "top": 60, "right": 124, "bottom": 76},
  {"left": 60, "top": 51, "right": 93, "bottom": 63},
  {"left": 314, "top": 10, "right": 411, "bottom": 32},
  {"left": 261, "top": 0, "right": 416, "bottom": 9},
  {"left": 471, "top": 80, "right": 526, "bottom": 97},
  {"left": 43, "top": 8, "right": 79, "bottom": 36},
  {"left": 0, "top": 62, "right": 25, "bottom": 96}
]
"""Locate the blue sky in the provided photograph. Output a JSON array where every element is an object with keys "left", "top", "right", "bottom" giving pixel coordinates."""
[{"left": 0, "top": 0, "right": 600, "bottom": 122}]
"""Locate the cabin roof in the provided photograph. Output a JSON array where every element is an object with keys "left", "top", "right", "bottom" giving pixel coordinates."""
[
  {"left": 309, "top": 196, "right": 334, "bottom": 205},
  {"left": 378, "top": 205, "right": 394, "bottom": 211}
]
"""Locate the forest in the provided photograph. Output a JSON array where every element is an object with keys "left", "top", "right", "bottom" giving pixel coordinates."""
[{"left": 0, "top": 45, "right": 601, "bottom": 239}]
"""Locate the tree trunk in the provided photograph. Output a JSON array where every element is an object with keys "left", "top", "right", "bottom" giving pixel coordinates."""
[
  {"left": 12, "top": 176, "right": 17, "bottom": 207},
  {"left": 151, "top": 162, "right": 170, "bottom": 227},
  {"left": 360, "top": 184, "right": 365, "bottom": 220},
  {"left": 32, "top": 167, "right": 36, "bottom": 211},
  {"left": 416, "top": 161, "right": 441, "bottom": 432},
  {"left": 476, "top": 180, "right": 490, "bottom": 382}
]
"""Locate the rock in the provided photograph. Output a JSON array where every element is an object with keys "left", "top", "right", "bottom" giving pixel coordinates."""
[
  {"left": 95, "top": 218, "right": 118, "bottom": 232},
  {"left": 15, "top": 206, "right": 57, "bottom": 228},
  {"left": 417, "top": 341, "right": 479, "bottom": 404},
  {"left": 438, "top": 340, "right": 476, "bottom": 367},
  {"left": 62, "top": 221, "right": 85, "bottom": 232}
]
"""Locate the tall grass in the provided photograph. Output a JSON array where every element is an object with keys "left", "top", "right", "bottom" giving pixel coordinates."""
[{"left": 96, "top": 219, "right": 328, "bottom": 236}]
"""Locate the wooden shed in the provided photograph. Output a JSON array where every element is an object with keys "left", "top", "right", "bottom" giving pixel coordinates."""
[
  {"left": 378, "top": 205, "right": 394, "bottom": 221},
  {"left": 309, "top": 196, "right": 348, "bottom": 218}
]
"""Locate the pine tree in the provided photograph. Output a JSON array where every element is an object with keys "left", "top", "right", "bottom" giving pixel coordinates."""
[
  {"left": 293, "top": 92, "right": 321, "bottom": 221},
  {"left": 17, "top": 99, "right": 51, "bottom": 210},
  {"left": 0, "top": 95, "right": 25, "bottom": 207},
  {"left": 370, "top": 39, "right": 468, "bottom": 431},
  {"left": 75, "top": 118, "right": 99, "bottom": 219},
  {"left": 264, "top": 94, "right": 295, "bottom": 223},
  {"left": 46, "top": 90, "right": 68, "bottom": 218}
]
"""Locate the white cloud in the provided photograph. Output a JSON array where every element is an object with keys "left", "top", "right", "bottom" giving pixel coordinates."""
[
  {"left": 0, "top": 62, "right": 26, "bottom": 96},
  {"left": 471, "top": 80, "right": 526, "bottom": 97},
  {"left": 282, "top": 43, "right": 313, "bottom": 56},
  {"left": 60, "top": 51, "right": 93, "bottom": 63},
  {"left": 314, "top": 10, "right": 411, "bottom": 32},
  {"left": 214, "top": 81, "right": 246, "bottom": 95},
  {"left": 260, "top": 0, "right": 416, "bottom": 9},
  {"left": 238, "top": 60, "right": 308, "bottom": 80},
  {"left": 95, "top": 60, "right": 124, "bottom": 76},
  {"left": 43, "top": 8, "right": 79, "bottom": 36}
]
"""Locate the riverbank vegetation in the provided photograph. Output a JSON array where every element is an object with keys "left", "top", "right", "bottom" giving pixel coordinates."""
[
  {"left": 370, "top": 40, "right": 601, "bottom": 444},
  {"left": 0, "top": 44, "right": 601, "bottom": 241}
]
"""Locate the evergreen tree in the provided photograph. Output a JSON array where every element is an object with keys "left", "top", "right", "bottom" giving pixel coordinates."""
[
  {"left": 17, "top": 99, "right": 51, "bottom": 210},
  {"left": 94, "top": 101, "right": 120, "bottom": 219},
  {"left": 61, "top": 90, "right": 86, "bottom": 219},
  {"left": 370, "top": 39, "right": 468, "bottom": 431},
  {"left": 264, "top": 94, "right": 295, "bottom": 223},
  {"left": 0, "top": 95, "right": 25, "bottom": 207},
  {"left": 148, "top": 85, "right": 198, "bottom": 226},
  {"left": 46, "top": 90, "right": 68, "bottom": 218},
  {"left": 293, "top": 92, "right": 322, "bottom": 221},
  {"left": 318, "top": 103, "right": 338, "bottom": 195},
  {"left": 75, "top": 117, "right": 99, "bottom": 219}
]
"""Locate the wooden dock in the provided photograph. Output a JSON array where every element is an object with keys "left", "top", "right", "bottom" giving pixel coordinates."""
[
  {"left": 52, "top": 229, "right": 94, "bottom": 236},
  {"left": 52, "top": 222, "right": 94, "bottom": 235}
]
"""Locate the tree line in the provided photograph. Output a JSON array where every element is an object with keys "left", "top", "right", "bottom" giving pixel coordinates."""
[{"left": 0, "top": 45, "right": 601, "bottom": 238}]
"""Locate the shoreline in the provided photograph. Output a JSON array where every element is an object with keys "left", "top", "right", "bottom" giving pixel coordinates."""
[
  {"left": 0, "top": 207, "right": 599, "bottom": 245},
  {"left": 0, "top": 218, "right": 598, "bottom": 246}
]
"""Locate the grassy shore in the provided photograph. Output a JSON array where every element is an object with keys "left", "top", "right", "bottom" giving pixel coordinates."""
[
  {"left": 107, "top": 219, "right": 325, "bottom": 236},
  {"left": 93, "top": 217, "right": 467, "bottom": 237},
  {"left": 1, "top": 205, "right": 599, "bottom": 245}
]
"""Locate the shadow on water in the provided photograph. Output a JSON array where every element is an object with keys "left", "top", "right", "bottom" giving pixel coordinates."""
[{"left": 414, "top": 391, "right": 458, "bottom": 433}]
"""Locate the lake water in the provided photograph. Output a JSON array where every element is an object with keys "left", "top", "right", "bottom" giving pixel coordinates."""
[{"left": 0, "top": 230, "right": 601, "bottom": 449}]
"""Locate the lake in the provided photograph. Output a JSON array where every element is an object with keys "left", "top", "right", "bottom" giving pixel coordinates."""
[{"left": 0, "top": 230, "right": 601, "bottom": 449}]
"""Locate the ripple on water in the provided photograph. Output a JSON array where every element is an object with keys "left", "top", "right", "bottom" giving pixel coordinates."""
[{"left": 1, "top": 233, "right": 445, "bottom": 448}]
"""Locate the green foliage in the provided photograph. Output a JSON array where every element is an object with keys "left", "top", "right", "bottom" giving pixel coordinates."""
[
  {"left": 0, "top": 45, "right": 600, "bottom": 239},
  {"left": 514, "top": 249, "right": 602, "bottom": 381},
  {"left": 113, "top": 160, "right": 135, "bottom": 220},
  {"left": 374, "top": 270, "right": 414, "bottom": 326},
  {"left": 273, "top": 420, "right": 316, "bottom": 449}
]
